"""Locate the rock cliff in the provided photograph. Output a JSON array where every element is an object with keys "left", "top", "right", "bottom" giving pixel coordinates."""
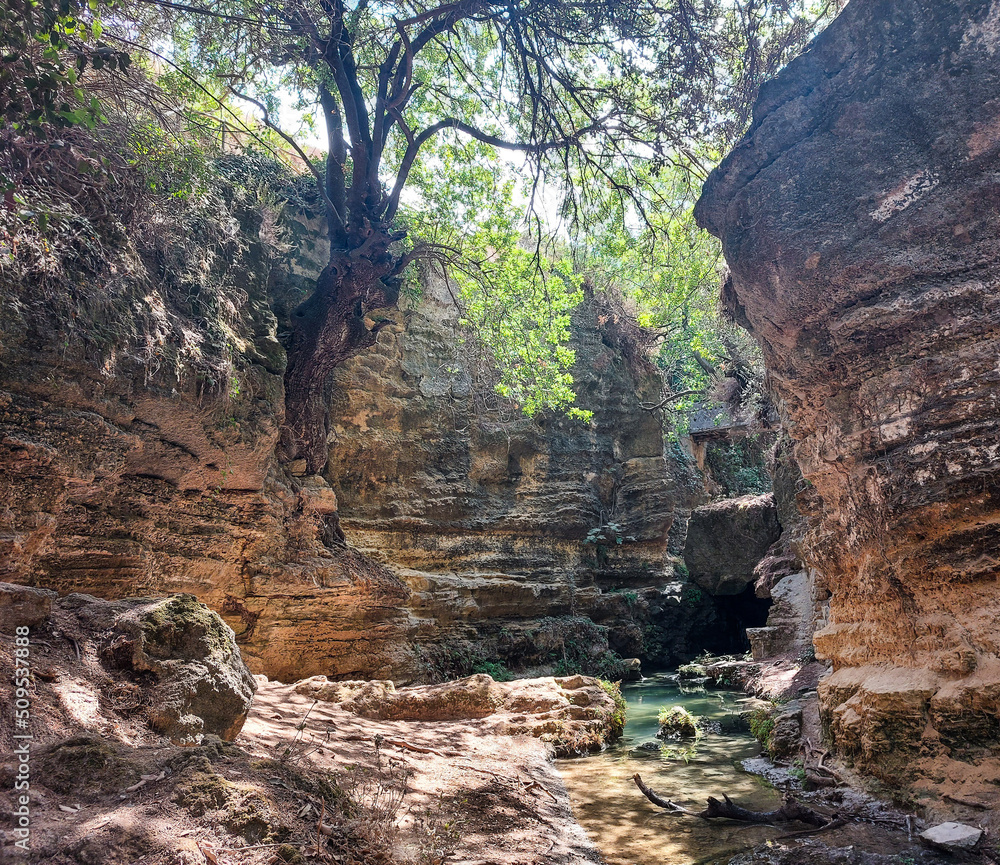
[
  {"left": 0, "top": 186, "right": 711, "bottom": 682},
  {"left": 696, "top": 0, "right": 1000, "bottom": 800},
  {"left": 322, "top": 275, "right": 712, "bottom": 675}
]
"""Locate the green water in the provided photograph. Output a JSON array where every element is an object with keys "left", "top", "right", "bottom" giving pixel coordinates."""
[{"left": 557, "top": 676, "right": 782, "bottom": 865}]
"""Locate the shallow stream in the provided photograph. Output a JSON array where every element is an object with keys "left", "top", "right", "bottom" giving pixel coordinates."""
[{"left": 557, "top": 676, "right": 782, "bottom": 865}]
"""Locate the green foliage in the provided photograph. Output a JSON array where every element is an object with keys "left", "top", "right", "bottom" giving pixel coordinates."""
[
  {"left": 456, "top": 244, "right": 590, "bottom": 422},
  {"left": 552, "top": 647, "right": 627, "bottom": 682},
  {"left": 584, "top": 521, "right": 637, "bottom": 547},
  {"left": 0, "top": 0, "right": 129, "bottom": 142},
  {"left": 703, "top": 435, "right": 773, "bottom": 496},
  {"left": 470, "top": 661, "right": 514, "bottom": 683},
  {"left": 598, "top": 679, "right": 628, "bottom": 738},
  {"left": 657, "top": 705, "right": 699, "bottom": 733},
  {"left": 656, "top": 705, "right": 704, "bottom": 759},
  {"left": 115, "top": 0, "right": 837, "bottom": 433},
  {"left": 748, "top": 707, "right": 776, "bottom": 747},
  {"left": 682, "top": 585, "right": 703, "bottom": 606},
  {"left": 397, "top": 138, "right": 592, "bottom": 422},
  {"left": 569, "top": 162, "right": 769, "bottom": 436}
]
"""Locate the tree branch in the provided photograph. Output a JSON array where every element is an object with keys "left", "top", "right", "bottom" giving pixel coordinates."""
[
  {"left": 633, "top": 775, "right": 830, "bottom": 827},
  {"left": 319, "top": 83, "right": 348, "bottom": 244},
  {"left": 228, "top": 88, "right": 345, "bottom": 230},
  {"left": 638, "top": 389, "right": 703, "bottom": 413},
  {"left": 380, "top": 115, "right": 606, "bottom": 222}
]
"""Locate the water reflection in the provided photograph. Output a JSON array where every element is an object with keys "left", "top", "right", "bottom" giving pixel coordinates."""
[{"left": 556, "top": 676, "right": 782, "bottom": 865}]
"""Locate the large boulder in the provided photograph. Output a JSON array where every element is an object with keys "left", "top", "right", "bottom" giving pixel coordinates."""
[
  {"left": 0, "top": 581, "right": 56, "bottom": 633},
  {"left": 295, "top": 673, "right": 625, "bottom": 756},
  {"left": 683, "top": 494, "right": 781, "bottom": 596},
  {"left": 102, "top": 594, "right": 256, "bottom": 744}
]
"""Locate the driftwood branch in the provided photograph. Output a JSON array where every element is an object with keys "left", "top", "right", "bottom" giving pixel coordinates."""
[
  {"left": 638, "top": 389, "right": 703, "bottom": 413},
  {"left": 632, "top": 774, "right": 829, "bottom": 827},
  {"left": 631, "top": 774, "right": 701, "bottom": 816}
]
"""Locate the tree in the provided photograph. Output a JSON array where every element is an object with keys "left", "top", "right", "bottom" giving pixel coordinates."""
[
  {"left": 115, "top": 0, "right": 840, "bottom": 473},
  {"left": 1, "top": 0, "right": 131, "bottom": 133},
  {"left": 3, "top": 0, "right": 840, "bottom": 472}
]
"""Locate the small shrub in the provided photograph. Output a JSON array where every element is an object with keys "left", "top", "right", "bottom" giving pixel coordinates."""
[
  {"left": 682, "top": 585, "right": 702, "bottom": 605},
  {"left": 657, "top": 706, "right": 699, "bottom": 738},
  {"left": 598, "top": 679, "right": 627, "bottom": 737},
  {"left": 747, "top": 707, "right": 775, "bottom": 747},
  {"left": 471, "top": 660, "right": 514, "bottom": 682},
  {"left": 413, "top": 793, "right": 466, "bottom": 865}
]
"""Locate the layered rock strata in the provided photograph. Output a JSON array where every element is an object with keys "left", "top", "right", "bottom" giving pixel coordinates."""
[
  {"left": 0, "top": 199, "right": 411, "bottom": 681},
  {"left": 323, "top": 277, "right": 712, "bottom": 672},
  {"left": 0, "top": 188, "right": 710, "bottom": 680},
  {"left": 696, "top": 0, "right": 1000, "bottom": 796}
]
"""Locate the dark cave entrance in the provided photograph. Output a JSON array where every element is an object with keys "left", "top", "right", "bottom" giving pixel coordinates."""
[{"left": 701, "top": 586, "right": 772, "bottom": 656}]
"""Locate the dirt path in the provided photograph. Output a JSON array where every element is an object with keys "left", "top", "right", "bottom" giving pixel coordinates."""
[
  {"left": 241, "top": 678, "right": 606, "bottom": 865},
  {"left": 0, "top": 610, "right": 608, "bottom": 865}
]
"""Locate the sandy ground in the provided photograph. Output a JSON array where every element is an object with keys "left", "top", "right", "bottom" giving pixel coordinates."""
[
  {"left": 0, "top": 614, "right": 606, "bottom": 865},
  {"left": 240, "top": 678, "right": 605, "bottom": 865}
]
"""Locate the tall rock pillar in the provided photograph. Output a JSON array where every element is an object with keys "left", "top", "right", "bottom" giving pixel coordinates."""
[{"left": 696, "top": 0, "right": 1000, "bottom": 793}]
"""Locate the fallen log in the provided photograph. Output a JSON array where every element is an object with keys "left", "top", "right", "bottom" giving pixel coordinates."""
[{"left": 633, "top": 774, "right": 829, "bottom": 827}]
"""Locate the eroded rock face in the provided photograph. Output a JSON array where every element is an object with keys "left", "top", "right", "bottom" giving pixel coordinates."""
[
  {"left": 683, "top": 494, "right": 780, "bottom": 596},
  {"left": 294, "top": 672, "right": 625, "bottom": 756},
  {"left": 323, "top": 276, "right": 708, "bottom": 672},
  {"left": 0, "top": 198, "right": 706, "bottom": 681},
  {"left": 696, "top": 0, "right": 1000, "bottom": 791},
  {"left": 0, "top": 203, "right": 416, "bottom": 682}
]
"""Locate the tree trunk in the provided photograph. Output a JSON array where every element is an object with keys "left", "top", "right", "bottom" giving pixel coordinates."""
[{"left": 279, "top": 238, "right": 400, "bottom": 473}]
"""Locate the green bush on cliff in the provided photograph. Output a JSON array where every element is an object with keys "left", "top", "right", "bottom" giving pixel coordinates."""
[
  {"left": 471, "top": 661, "right": 514, "bottom": 682},
  {"left": 598, "top": 680, "right": 628, "bottom": 738}
]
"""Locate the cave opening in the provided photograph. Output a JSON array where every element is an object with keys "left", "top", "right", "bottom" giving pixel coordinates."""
[{"left": 701, "top": 587, "right": 772, "bottom": 656}]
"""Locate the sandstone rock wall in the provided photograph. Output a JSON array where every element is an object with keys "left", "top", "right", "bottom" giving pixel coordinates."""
[
  {"left": 0, "top": 202, "right": 413, "bottom": 682},
  {"left": 696, "top": 0, "right": 1000, "bottom": 796},
  {"left": 323, "top": 276, "right": 711, "bottom": 673},
  {"left": 0, "top": 191, "right": 713, "bottom": 682}
]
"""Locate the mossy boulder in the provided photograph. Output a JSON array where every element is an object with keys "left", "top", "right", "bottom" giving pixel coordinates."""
[
  {"left": 173, "top": 754, "right": 289, "bottom": 843},
  {"left": 656, "top": 705, "right": 700, "bottom": 738},
  {"left": 38, "top": 735, "right": 140, "bottom": 796},
  {"left": 101, "top": 594, "right": 256, "bottom": 744}
]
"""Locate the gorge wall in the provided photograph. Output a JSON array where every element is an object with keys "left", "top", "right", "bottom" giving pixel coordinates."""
[
  {"left": 0, "top": 189, "right": 723, "bottom": 683},
  {"left": 317, "top": 275, "right": 722, "bottom": 677},
  {"left": 0, "top": 199, "right": 414, "bottom": 681},
  {"left": 696, "top": 0, "right": 1000, "bottom": 798}
]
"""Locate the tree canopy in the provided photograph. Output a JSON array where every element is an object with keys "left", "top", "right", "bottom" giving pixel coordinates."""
[{"left": 2, "top": 0, "right": 843, "bottom": 472}]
